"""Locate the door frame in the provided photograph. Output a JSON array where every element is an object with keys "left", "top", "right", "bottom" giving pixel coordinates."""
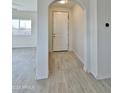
[{"left": 52, "top": 11, "right": 69, "bottom": 52}]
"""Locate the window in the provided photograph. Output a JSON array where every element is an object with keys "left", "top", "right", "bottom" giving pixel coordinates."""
[
  {"left": 12, "top": 19, "right": 19, "bottom": 29},
  {"left": 12, "top": 19, "right": 32, "bottom": 36}
]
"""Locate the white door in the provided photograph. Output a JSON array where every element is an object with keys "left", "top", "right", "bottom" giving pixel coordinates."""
[{"left": 53, "top": 12, "right": 69, "bottom": 51}]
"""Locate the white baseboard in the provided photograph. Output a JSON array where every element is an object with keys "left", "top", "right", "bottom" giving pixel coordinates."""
[
  {"left": 35, "top": 73, "right": 48, "bottom": 80},
  {"left": 73, "top": 50, "right": 87, "bottom": 72},
  {"left": 95, "top": 74, "right": 111, "bottom": 80}
]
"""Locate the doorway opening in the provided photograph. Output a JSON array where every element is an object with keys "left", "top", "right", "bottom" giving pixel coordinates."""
[{"left": 48, "top": 0, "right": 88, "bottom": 73}]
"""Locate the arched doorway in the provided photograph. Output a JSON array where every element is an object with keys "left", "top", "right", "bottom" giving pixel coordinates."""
[
  {"left": 48, "top": 0, "right": 88, "bottom": 76},
  {"left": 36, "top": 0, "right": 90, "bottom": 80}
]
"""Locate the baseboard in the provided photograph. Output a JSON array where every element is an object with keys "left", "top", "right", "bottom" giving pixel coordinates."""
[
  {"left": 35, "top": 73, "right": 48, "bottom": 80},
  {"left": 73, "top": 50, "right": 87, "bottom": 72},
  {"left": 95, "top": 74, "right": 111, "bottom": 80}
]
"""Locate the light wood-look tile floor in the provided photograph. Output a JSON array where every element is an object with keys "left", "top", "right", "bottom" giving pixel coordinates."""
[{"left": 13, "top": 48, "right": 111, "bottom": 93}]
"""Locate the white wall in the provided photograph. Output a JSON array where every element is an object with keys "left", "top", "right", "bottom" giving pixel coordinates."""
[
  {"left": 97, "top": 0, "right": 111, "bottom": 79},
  {"left": 71, "top": 4, "right": 87, "bottom": 71},
  {"left": 37, "top": 0, "right": 51, "bottom": 79},
  {"left": 89, "top": 0, "right": 98, "bottom": 77},
  {"left": 89, "top": 0, "right": 111, "bottom": 79},
  {"left": 12, "top": 10, "right": 37, "bottom": 48}
]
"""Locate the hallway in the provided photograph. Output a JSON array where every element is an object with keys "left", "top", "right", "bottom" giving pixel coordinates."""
[{"left": 13, "top": 48, "right": 111, "bottom": 93}]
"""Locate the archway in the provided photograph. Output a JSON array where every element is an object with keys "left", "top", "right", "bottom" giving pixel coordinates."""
[
  {"left": 36, "top": 0, "right": 90, "bottom": 80},
  {"left": 48, "top": 0, "right": 88, "bottom": 76}
]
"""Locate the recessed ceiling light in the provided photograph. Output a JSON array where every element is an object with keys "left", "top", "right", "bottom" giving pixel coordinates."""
[{"left": 59, "top": 0, "right": 66, "bottom": 4}]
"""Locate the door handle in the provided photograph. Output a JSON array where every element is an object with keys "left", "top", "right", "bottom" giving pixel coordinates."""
[
  {"left": 52, "top": 36, "right": 56, "bottom": 37},
  {"left": 52, "top": 34, "right": 56, "bottom": 37}
]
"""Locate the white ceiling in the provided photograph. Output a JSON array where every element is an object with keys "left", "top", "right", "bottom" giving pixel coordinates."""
[{"left": 12, "top": 0, "right": 37, "bottom": 11}]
